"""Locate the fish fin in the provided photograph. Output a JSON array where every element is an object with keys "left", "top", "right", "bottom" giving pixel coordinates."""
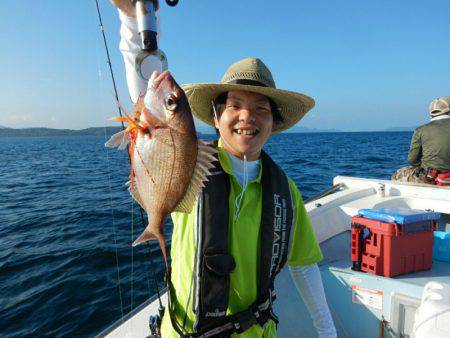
[
  {"left": 174, "top": 140, "right": 217, "bottom": 213},
  {"left": 126, "top": 180, "right": 145, "bottom": 210},
  {"left": 132, "top": 228, "right": 157, "bottom": 246},
  {"left": 133, "top": 228, "right": 169, "bottom": 272},
  {"left": 105, "top": 130, "right": 131, "bottom": 150}
]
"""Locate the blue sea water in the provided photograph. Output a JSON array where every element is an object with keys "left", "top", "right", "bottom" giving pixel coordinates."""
[{"left": 0, "top": 132, "right": 412, "bottom": 337}]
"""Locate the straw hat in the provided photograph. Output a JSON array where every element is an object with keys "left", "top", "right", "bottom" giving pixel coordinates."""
[{"left": 182, "top": 57, "right": 315, "bottom": 133}]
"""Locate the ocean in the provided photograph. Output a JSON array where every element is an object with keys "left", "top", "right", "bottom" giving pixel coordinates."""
[{"left": 0, "top": 132, "right": 412, "bottom": 337}]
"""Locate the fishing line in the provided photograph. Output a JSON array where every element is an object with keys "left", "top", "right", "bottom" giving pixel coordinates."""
[
  {"left": 131, "top": 200, "right": 134, "bottom": 312},
  {"left": 102, "top": 127, "right": 125, "bottom": 322},
  {"left": 138, "top": 207, "right": 164, "bottom": 309},
  {"left": 234, "top": 155, "right": 248, "bottom": 221},
  {"left": 94, "top": 0, "right": 163, "bottom": 314}
]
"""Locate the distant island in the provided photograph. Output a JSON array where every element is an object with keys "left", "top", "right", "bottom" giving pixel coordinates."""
[
  {"left": 285, "top": 125, "right": 343, "bottom": 133},
  {"left": 384, "top": 126, "right": 415, "bottom": 132},
  {"left": 0, "top": 125, "right": 414, "bottom": 137},
  {"left": 0, "top": 126, "right": 123, "bottom": 137}
]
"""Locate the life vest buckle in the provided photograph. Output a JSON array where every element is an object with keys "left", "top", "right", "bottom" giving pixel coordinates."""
[{"left": 232, "top": 309, "right": 258, "bottom": 333}]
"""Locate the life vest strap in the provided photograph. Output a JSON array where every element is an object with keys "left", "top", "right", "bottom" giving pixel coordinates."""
[{"left": 195, "top": 291, "right": 278, "bottom": 338}]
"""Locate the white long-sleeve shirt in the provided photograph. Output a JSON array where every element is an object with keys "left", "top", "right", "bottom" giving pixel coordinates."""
[
  {"left": 117, "top": 9, "right": 336, "bottom": 338},
  {"left": 118, "top": 10, "right": 164, "bottom": 103}
]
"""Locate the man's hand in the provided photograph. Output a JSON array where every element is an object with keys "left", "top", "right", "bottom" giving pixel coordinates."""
[
  {"left": 110, "top": 0, "right": 136, "bottom": 17},
  {"left": 110, "top": 0, "right": 159, "bottom": 17}
]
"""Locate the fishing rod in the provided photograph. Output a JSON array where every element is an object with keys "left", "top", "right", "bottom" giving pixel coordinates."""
[{"left": 94, "top": 0, "right": 178, "bottom": 318}]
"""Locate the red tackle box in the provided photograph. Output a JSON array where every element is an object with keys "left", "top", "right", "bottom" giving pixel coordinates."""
[{"left": 350, "top": 208, "right": 439, "bottom": 277}]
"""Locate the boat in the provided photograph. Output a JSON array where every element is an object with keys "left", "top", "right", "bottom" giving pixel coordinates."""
[{"left": 97, "top": 176, "right": 450, "bottom": 337}]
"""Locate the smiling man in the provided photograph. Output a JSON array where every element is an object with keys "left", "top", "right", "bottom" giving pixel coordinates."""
[
  {"left": 169, "top": 58, "right": 337, "bottom": 337},
  {"left": 111, "top": 1, "right": 336, "bottom": 336}
]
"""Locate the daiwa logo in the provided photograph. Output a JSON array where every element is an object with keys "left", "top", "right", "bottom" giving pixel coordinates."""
[
  {"left": 205, "top": 308, "right": 226, "bottom": 318},
  {"left": 271, "top": 193, "right": 289, "bottom": 275}
]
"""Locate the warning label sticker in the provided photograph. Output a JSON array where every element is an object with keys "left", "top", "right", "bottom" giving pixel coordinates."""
[{"left": 351, "top": 285, "right": 383, "bottom": 310}]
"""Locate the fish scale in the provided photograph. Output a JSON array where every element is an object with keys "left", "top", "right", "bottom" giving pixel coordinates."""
[{"left": 133, "top": 129, "right": 197, "bottom": 216}]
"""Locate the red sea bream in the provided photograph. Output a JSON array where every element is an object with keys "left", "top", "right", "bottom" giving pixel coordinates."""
[{"left": 106, "top": 70, "right": 216, "bottom": 268}]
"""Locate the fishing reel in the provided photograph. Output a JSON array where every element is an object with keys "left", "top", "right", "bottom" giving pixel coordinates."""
[{"left": 133, "top": 0, "right": 178, "bottom": 80}]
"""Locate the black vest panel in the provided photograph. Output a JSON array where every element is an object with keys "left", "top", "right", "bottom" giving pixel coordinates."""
[
  {"left": 192, "top": 150, "right": 294, "bottom": 335},
  {"left": 258, "top": 151, "right": 293, "bottom": 302}
]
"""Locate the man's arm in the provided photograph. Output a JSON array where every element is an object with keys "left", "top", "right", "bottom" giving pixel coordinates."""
[
  {"left": 118, "top": 9, "right": 148, "bottom": 103},
  {"left": 289, "top": 264, "right": 337, "bottom": 338},
  {"left": 408, "top": 129, "right": 422, "bottom": 167},
  {"left": 287, "top": 179, "right": 336, "bottom": 337},
  {"left": 111, "top": 0, "right": 136, "bottom": 17},
  {"left": 112, "top": 0, "right": 162, "bottom": 103}
]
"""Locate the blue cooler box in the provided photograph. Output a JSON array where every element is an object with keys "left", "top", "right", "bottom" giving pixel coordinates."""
[
  {"left": 357, "top": 208, "right": 441, "bottom": 224},
  {"left": 433, "top": 231, "right": 450, "bottom": 262}
]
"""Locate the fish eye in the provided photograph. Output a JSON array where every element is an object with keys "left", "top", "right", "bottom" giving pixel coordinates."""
[{"left": 164, "top": 94, "right": 178, "bottom": 111}]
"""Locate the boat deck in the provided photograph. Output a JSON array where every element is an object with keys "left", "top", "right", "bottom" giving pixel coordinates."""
[
  {"left": 97, "top": 176, "right": 450, "bottom": 338},
  {"left": 318, "top": 230, "right": 450, "bottom": 338}
]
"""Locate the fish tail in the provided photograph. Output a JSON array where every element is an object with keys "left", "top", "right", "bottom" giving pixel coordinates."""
[
  {"left": 132, "top": 228, "right": 168, "bottom": 272},
  {"left": 132, "top": 228, "right": 156, "bottom": 246}
]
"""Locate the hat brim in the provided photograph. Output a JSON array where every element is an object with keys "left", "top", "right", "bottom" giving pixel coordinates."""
[
  {"left": 182, "top": 83, "right": 315, "bottom": 133},
  {"left": 430, "top": 108, "right": 450, "bottom": 117}
]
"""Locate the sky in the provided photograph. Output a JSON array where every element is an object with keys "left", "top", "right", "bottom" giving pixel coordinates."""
[{"left": 0, "top": 0, "right": 449, "bottom": 132}]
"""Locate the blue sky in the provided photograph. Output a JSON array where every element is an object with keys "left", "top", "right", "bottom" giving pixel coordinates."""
[{"left": 1, "top": 0, "right": 449, "bottom": 132}]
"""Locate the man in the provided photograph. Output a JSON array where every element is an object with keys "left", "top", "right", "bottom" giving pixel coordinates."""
[
  {"left": 392, "top": 97, "right": 450, "bottom": 184},
  {"left": 111, "top": 1, "right": 336, "bottom": 337}
]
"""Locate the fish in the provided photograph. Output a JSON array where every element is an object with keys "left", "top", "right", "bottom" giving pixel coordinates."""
[{"left": 105, "top": 70, "right": 216, "bottom": 269}]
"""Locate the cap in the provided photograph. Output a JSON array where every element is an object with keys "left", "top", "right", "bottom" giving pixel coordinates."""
[{"left": 429, "top": 97, "right": 450, "bottom": 118}]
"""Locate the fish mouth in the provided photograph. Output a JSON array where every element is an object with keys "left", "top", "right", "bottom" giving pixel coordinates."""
[{"left": 151, "top": 70, "right": 172, "bottom": 90}]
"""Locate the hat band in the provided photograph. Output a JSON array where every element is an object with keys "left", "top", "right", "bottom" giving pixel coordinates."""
[
  {"left": 431, "top": 110, "right": 450, "bottom": 117},
  {"left": 225, "top": 79, "right": 269, "bottom": 87}
]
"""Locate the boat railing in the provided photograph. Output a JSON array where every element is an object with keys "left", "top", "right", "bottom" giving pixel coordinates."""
[{"left": 305, "top": 183, "right": 347, "bottom": 205}]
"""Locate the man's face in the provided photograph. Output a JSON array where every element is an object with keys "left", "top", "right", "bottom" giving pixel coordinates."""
[{"left": 214, "top": 90, "right": 273, "bottom": 161}]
